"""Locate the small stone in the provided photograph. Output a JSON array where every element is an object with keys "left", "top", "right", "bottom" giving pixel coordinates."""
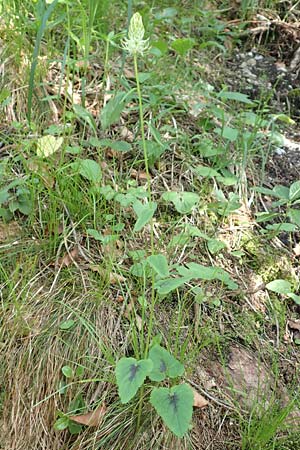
[
  {"left": 247, "top": 58, "right": 257, "bottom": 67},
  {"left": 274, "top": 147, "right": 286, "bottom": 155}
]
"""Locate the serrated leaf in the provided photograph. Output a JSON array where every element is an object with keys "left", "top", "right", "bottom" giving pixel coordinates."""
[
  {"left": 289, "top": 181, "right": 300, "bottom": 202},
  {"left": 115, "top": 357, "right": 153, "bottom": 403},
  {"left": 87, "top": 228, "right": 103, "bottom": 241},
  {"left": 36, "top": 135, "right": 63, "bottom": 157},
  {"left": 133, "top": 200, "right": 157, "bottom": 232},
  {"left": 148, "top": 345, "right": 184, "bottom": 381},
  {"left": 77, "top": 159, "right": 102, "bottom": 184},
  {"left": 101, "top": 92, "right": 127, "bottom": 130},
  {"left": 266, "top": 279, "right": 292, "bottom": 295},
  {"left": 147, "top": 254, "right": 169, "bottom": 278},
  {"left": 162, "top": 191, "right": 199, "bottom": 214},
  {"left": 150, "top": 384, "right": 193, "bottom": 437}
]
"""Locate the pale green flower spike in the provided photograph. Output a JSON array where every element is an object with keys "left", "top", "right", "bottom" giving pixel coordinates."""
[{"left": 122, "top": 12, "right": 149, "bottom": 55}]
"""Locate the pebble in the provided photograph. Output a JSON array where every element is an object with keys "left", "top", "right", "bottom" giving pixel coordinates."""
[{"left": 274, "top": 147, "right": 286, "bottom": 155}]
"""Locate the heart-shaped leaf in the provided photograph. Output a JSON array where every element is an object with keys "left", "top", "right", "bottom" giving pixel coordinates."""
[
  {"left": 148, "top": 345, "right": 184, "bottom": 381},
  {"left": 150, "top": 384, "right": 193, "bottom": 437},
  {"left": 133, "top": 200, "right": 157, "bottom": 232},
  {"left": 76, "top": 159, "right": 102, "bottom": 184},
  {"left": 147, "top": 254, "right": 169, "bottom": 278},
  {"left": 162, "top": 191, "right": 199, "bottom": 214},
  {"left": 115, "top": 357, "right": 153, "bottom": 403},
  {"left": 36, "top": 135, "right": 63, "bottom": 157}
]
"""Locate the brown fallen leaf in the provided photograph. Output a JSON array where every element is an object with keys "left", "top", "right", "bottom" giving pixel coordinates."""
[
  {"left": 69, "top": 403, "right": 106, "bottom": 427},
  {"left": 130, "top": 169, "right": 149, "bottom": 181},
  {"left": 57, "top": 246, "right": 79, "bottom": 267},
  {"left": 192, "top": 388, "right": 209, "bottom": 408}
]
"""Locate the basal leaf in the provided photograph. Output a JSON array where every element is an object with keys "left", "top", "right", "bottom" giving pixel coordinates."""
[
  {"left": 77, "top": 159, "right": 102, "bottom": 184},
  {"left": 171, "top": 38, "right": 195, "bottom": 56},
  {"left": 147, "top": 254, "right": 169, "bottom": 278},
  {"left": 73, "top": 104, "right": 97, "bottom": 133},
  {"left": 133, "top": 200, "right": 157, "bottom": 232},
  {"left": 289, "top": 181, "right": 300, "bottom": 202},
  {"left": 101, "top": 92, "right": 127, "bottom": 130},
  {"left": 115, "top": 357, "right": 153, "bottom": 404},
  {"left": 162, "top": 191, "right": 199, "bottom": 214},
  {"left": 266, "top": 279, "right": 292, "bottom": 295},
  {"left": 36, "top": 135, "right": 63, "bottom": 157},
  {"left": 148, "top": 345, "right": 184, "bottom": 381},
  {"left": 155, "top": 277, "right": 190, "bottom": 295},
  {"left": 150, "top": 384, "right": 193, "bottom": 437}
]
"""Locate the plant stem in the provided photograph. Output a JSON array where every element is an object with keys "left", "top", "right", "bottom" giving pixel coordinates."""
[{"left": 133, "top": 51, "right": 156, "bottom": 431}]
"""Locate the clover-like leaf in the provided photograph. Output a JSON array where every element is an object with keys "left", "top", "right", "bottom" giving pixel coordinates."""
[
  {"left": 148, "top": 345, "right": 184, "bottom": 381},
  {"left": 115, "top": 357, "right": 153, "bottom": 403},
  {"left": 150, "top": 384, "right": 194, "bottom": 437}
]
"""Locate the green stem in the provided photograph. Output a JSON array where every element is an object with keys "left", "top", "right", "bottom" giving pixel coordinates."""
[{"left": 133, "top": 51, "right": 156, "bottom": 432}]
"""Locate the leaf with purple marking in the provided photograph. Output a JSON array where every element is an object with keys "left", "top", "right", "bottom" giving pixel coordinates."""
[
  {"left": 148, "top": 345, "right": 184, "bottom": 382},
  {"left": 115, "top": 357, "right": 153, "bottom": 403},
  {"left": 150, "top": 384, "right": 194, "bottom": 437}
]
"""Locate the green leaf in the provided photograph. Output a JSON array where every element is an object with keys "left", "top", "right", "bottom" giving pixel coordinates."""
[
  {"left": 207, "top": 239, "right": 226, "bottom": 254},
  {"left": 89, "top": 138, "right": 131, "bottom": 152},
  {"left": 73, "top": 104, "right": 97, "bottom": 134},
  {"left": 289, "top": 181, "right": 300, "bottom": 202},
  {"left": 266, "top": 279, "right": 292, "bottom": 295},
  {"left": 0, "top": 189, "right": 9, "bottom": 204},
  {"left": 171, "top": 38, "right": 195, "bottom": 56},
  {"left": 214, "top": 126, "right": 238, "bottom": 142},
  {"left": 162, "top": 191, "right": 199, "bottom": 214},
  {"left": 54, "top": 416, "right": 70, "bottom": 431},
  {"left": 194, "top": 165, "right": 219, "bottom": 178},
  {"left": 288, "top": 208, "right": 300, "bottom": 227},
  {"left": 77, "top": 159, "right": 102, "bottom": 184},
  {"left": 147, "top": 254, "right": 169, "bottom": 278},
  {"left": 101, "top": 92, "right": 127, "bottom": 130},
  {"left": 59, "top": 320, "right": 75, "bottom": 330},
  {"left": 287, "top": 293, "right": 300, "bottom": 305},
  {"left": 62, "top": 365, "right": 74, "bottom": 378},
  {"left": 148, "top": 345, "right": 184, "bottom": 381},
  {"left": 217, "top": 91, "right": 254, "bottom": 105},
  {"left": 87, "top": 228, "right": 103, "bottom": 240},
  {"left": 150, "top": 384, "right": 193, "bottom": 437},
  {"left": 133, "top": 200, "right": 157, "bottom": 232},
  {"left": 155, "top": 277, "right": 190, "bottom": 295},
  {"left": 266, "top": 223, "right": 297, "bottom": 232},
  {"left": 115, "top": 357, "right": 153, "bottom": 404}
]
